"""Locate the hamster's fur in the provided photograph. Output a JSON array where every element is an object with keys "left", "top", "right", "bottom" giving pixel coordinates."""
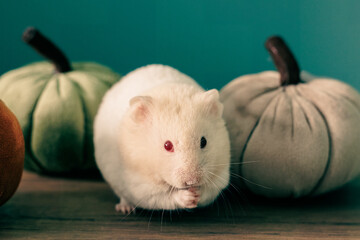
[{"left": 94, "top": 64, "right": 230, "bottom": 213}]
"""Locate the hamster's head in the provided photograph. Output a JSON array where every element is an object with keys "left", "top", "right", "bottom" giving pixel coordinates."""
[{"left": 120, "top": 84, "right": 230, "bottom": 206}]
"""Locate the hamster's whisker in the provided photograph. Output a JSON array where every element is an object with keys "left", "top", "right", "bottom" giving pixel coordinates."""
[
  {"left": 205, "top": 171, "right": 250, "bottom": 218},
  {"left": 206, "top": 170, "right": 241, "bottom": 198},
  {"left": 203, "top": 173, "right": 216, "bottom": 189},
  {"left": 121, "top": 196, "right": 146, "bottom": 220},
  {"left": 167, "top": 186, "right": 178, "bottom": 210},
  {"left": 166, "top": 186, "right": 182, "bottom": 214},
  {"left": 147, "top": 197, "right": 168, "bottom": 228},
  {"left": 206, "top": 171, "right": 237, "bottom": 197},
  {"left": 199, "top": 159, "right": 208, "bottom": 169},
  {"left": 168, "top": 185, "right": 176, "bottom": 196},
  {"left": 209, "top": 171, "right": 242, "bottom": 196},
  {"left": 207, "top": 161, "right": 262, "bottom": 167},
  {"left": 169, "top": 209, "right": 173, "bottom": 222},
  {"left": 203, "top": 174, "right": 221, "bottom": 196},
  {"left": 147, "top": 206, "right": 156, "bottom": 230},
  {"left": 204, "top": 175, "right": 220, "bottom": 216},
  {"left": 204, "top": 174, "right": 223, "bottom": 198},
  {"left": 208, "top": 172, "right": 250, "bottom": 222},
  {"left": 230, "top": 172, "right": 272, "bottom": 190},
  {"left": 228, "top": 182, "right": 242, "bottom": 195},
  {"left": 206, "top": 171, "right": 228, "bottom": 185},
  {"left": 202, "top": 174, "right": 219, "bottom": 210},
  {"left": 205, "top": 171, "right": 232, "bottom": 196},
  {"left": 204, "top": 173, "right": 234, "bottom": 220},
  {"left": 160, "top": 209, "right": 165, "bottom": 232}
]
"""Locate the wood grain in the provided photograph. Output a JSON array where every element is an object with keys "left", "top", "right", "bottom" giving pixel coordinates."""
[{"left": 1, "top": 171, "right": 360, "bottom": 239}]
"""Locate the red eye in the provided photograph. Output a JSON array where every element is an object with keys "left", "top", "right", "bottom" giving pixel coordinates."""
[{"left": 164, "top": 140, "right": 174, "bottom": 152}]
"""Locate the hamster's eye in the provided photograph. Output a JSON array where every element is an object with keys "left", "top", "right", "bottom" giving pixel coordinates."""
[
  {"left": 164, "top": 140, "right": 174, "bottom": 152},
  {"left": 200, "top": 136, "right": 207, "bottom": 149}
]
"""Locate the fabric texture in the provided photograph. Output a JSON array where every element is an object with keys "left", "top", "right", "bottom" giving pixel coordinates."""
[
  {"left": 220, "top": 71, "right": 360, "bottom": 198},
  {"left": 0, "top": 62, "right": 120, "bottom": 175}
]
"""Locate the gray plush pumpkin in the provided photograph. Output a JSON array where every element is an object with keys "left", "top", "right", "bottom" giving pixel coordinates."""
[
  {"left": 220, "top": 36, "right": 360, "bottom": 198},
  {"left": 0, "top": 27, "right": 120, "bottom": 175}
]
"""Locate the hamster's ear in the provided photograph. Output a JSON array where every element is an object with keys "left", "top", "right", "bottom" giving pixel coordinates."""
[
  {"left": 202, "top": 89, "right": 223, "bottom": 118},
  {"left": 129, "top": 96, "right": 153, "bottom": 122}
]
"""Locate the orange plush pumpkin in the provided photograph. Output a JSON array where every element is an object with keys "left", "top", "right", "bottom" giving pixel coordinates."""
[{"left": 0, "top": 100, "right": 24, "bottom": 206}]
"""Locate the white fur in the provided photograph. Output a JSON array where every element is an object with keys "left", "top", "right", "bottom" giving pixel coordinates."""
[{"left": 94, "top": 64, "right": 230, "bottom": 212}]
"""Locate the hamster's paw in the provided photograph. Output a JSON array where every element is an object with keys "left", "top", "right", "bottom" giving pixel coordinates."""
[
  {"left": 175, "top": 187, "right": 200, "bottom": 209},
  {"left": 115, "top": 198, "right": 136, "bottom": 214}
]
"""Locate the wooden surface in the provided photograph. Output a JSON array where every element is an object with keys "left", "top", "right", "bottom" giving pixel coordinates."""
[{"left": 1, "top": 171, "right": 360, "bottom": 239}]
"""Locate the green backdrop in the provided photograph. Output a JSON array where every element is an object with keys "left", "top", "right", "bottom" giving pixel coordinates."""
[{"left": 1, "top": 0, "right": 359, "bottom": 90}]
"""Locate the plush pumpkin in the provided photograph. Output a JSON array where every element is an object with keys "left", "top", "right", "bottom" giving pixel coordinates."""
[
  {"left": 0, "top": 27, "right": 120, "bottom": 175},
  {"left": 0, "top": 100, "right": 24, "bottom": 206},
  {"left": 220, "top": 36, "right": 360, "bottom": 198}
]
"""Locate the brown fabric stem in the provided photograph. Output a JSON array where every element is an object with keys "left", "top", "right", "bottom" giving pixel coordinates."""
[
  {"left": 22, "top": 27, "right": 72, "bottom": 73},
  {"left": 265, "top": 36, "right": 300, "bottom": 86}
]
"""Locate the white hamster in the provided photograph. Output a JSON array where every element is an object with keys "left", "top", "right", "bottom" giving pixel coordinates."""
[{"left": 94, "top": 64, "right": 230, "bottom": 214}]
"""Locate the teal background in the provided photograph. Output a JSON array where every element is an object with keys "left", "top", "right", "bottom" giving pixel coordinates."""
[{"left": 1, "top": 0, "right": 360, "bottom": 90}]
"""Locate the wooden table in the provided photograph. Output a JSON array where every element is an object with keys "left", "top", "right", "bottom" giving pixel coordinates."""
[{"left": 1, "top": 171, "right": 360, "bottom": 239}]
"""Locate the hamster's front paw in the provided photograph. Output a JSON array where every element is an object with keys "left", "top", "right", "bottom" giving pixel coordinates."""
[
  {"left": 115, "top": 198, "right": 136, "bottom": 214},
  {"left": 174, "top": 187, "right": 200, "bottom": 209}
]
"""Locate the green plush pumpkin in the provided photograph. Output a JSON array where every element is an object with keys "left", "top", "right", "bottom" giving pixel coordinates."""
[{"left": 0, "top": 27, "right": 120, "bottom": 175}]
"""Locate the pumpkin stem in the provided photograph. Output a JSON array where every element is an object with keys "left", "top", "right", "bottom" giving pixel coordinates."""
[
  {"left": 22, "top": 27, "right": 72, "bottom": 73},
  {"left": 265, "top": 36, "right": 300, "bottom": 86}
]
